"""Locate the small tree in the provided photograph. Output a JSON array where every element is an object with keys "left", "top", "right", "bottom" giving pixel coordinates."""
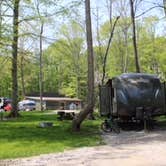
[
  {"left": 101, "top": 16, "right": 120, "bottom": 85},
  {"left": 35, "top": 0, "right": 44, "bottom": 111}
]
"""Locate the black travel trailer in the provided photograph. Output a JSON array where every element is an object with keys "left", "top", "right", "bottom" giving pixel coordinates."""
[{"left": 99, "top": 73, "right": 166, "bottom": 123}]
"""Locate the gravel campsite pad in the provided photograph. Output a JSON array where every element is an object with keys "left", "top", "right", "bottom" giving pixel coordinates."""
[{"left": 1, "top": 129, "right": 166, "bottom": 166}]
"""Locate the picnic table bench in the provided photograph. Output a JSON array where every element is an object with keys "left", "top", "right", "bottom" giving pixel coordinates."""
[{"left": 57, "top": 110, "right": 80, "bottom": 120}]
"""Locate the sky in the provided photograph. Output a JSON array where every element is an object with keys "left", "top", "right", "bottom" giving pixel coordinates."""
[
  {"left": 34, "top": 1, "right": 166, "bottom": 43},
  {"left": 2, "top": 0, "right": 165, "bottom": 50}
]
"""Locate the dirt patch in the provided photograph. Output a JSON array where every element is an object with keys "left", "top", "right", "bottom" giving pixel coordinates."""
[{"left": 1, "top": 129, "right": 166, "bottom": 166}]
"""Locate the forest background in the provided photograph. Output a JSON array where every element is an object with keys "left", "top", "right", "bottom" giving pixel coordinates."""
[{"left": 0, "top": 0, "right": 166, "bottom": 105}]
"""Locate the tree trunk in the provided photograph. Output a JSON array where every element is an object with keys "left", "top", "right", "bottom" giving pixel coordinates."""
[
  {"left": 0, "top": 0, "right": 2, "bottom": 38},
  {"left": 95, "top": 8, "right": 103, "bottom": 84},
  {"left": 20, "top": 54, "right": 26, "bottom": 97},
  {"left": 163, "top": 0, "right": 166, "bottom": 16},
  {"left": 130, "top": 0, "right": 141, "bottom": 73},
  {"left": 72, "top": 0, "right": 94, "bottom": 131},
  {"left": 39, "top": 22, "right": 44, "bottom": 111},
  {"left": 124, "top": 29, "right": 129, "bottom": 73},
  {"left": 72, "top": 105, "right": 93, "bottom": 131},
  {"left": 9, "top": 0, "right": 20, "bottom": 118},
  {"left": 86, "top": 0, "right": 94, "bottom": 109},
  {"left": 101, "top": 16, "right": 120, "bottom": 85}
]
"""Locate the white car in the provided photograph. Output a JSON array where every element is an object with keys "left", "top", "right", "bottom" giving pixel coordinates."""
[{"left": 18, "top": 100, "right": 36, "bottom": 111}]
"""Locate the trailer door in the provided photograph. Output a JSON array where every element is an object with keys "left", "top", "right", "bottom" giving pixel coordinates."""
[{"left": 99, "top": 85, "right": 112, "bottom": 116}]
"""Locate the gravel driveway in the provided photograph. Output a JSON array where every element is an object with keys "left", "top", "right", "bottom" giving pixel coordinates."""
[{"left": 1, "top": 129, "right": 166, "bottom": 166}]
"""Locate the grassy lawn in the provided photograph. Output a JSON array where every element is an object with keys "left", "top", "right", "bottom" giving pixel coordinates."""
[
  {"left": 154, "top": 115, "right": 166, "bottom": 128},
  {"left": 0, "top": 111, "right": 103, "bottom": 159}
]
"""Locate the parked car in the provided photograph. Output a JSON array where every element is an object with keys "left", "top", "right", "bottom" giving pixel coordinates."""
[{"left": 18, "top": 100, "right": 36, "bottom": 111}]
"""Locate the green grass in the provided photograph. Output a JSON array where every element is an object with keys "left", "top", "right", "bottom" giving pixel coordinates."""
[
  {"left": 154, "top": 115, "right": 166, "bottom": 127},
  {"left": 0, "top": 111, "right": 102, "bottom": 159}
]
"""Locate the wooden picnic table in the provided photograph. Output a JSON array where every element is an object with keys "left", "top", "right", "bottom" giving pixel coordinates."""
[{"left": 57, "top": 110, "right": 80, "bottom": 120}]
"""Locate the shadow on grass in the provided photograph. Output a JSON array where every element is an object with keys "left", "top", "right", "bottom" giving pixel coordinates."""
[{"left": 0, "top": 111, "right": 102, "bottom": 159}]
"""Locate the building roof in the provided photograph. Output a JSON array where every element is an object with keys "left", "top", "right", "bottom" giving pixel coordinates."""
[{"left": 25, "top": 96, "right": 81, "bottom": 102}]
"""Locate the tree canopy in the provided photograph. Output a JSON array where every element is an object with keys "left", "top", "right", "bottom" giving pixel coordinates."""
[{"left": 0, "top": 0, "right": 166, "bottom": 113}]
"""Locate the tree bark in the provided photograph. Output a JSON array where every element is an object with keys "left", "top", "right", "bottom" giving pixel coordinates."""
[
  {"left": 130, "top": 0, "right": 141, "bottom": 73},
  {"left": 9, "top": 0, "right": 20, "bottom": 117},
  {"left": 72, "top": 0, "right": 94, "bottom": 131}
]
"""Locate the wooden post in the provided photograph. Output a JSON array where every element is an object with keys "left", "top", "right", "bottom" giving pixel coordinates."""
[
  {"left": 0, "top": 109, "right": 3, "bottom": 120},
  {"left": 144, "top": 112, "right": 149, "bottom": 133}
]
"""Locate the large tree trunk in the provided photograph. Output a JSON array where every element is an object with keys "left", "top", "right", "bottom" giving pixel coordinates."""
[
  {"left": 72, "top": 0, "right": 94, "bottom": 131},
  {"left": 86, "top": 0, "right": 94, "bottom": 111},
  {"left": 9, "top": 0, "right": 20, "bottom": 118},
  {"left": 129, "top": 0, "right": 141, "bottom": 73},
  {"left": 72, "top": 105, "right": 93, "bottom": 131}
]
